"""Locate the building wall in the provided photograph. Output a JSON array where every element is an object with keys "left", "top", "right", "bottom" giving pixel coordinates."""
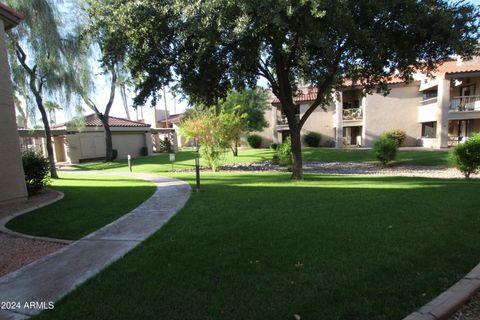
[
  {"left": 0, "top": 20, "right": 28, "bottom": 203},
  {"left": 65, "top": 129, "right": 151, "bottom": 163},
  {"left": 300, "top": 102, "right": 336, "bottom": 146},
  {"left": 257, "top": 106, "right": 276, "bottom": 147},
  {"left": 363, "top": 84, "right": 422, "bottom": 147}
]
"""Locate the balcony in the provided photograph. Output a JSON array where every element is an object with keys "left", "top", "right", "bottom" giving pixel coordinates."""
[
  {"left": 276, "top": 114, "right": 300, "bottom": 130},
  {"left": 421, "top": 97, "right": 437, "bottom": 106},
  {"left": 450, "top": 95, "right": 480, "bottom": 112},
  {"left": 342, "top": 108, "right": 362, "bottom": 121}
]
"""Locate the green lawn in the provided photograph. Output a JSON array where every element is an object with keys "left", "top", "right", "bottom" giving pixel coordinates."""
[
  {"left": 34, "top": 173, "right": 480, "bottom": 320},
  {"left": 6, "top": 173, "right": 156, "bottom": 240},
  {"left": 69, "top": 147, "right": 450, "bottom": 173}
]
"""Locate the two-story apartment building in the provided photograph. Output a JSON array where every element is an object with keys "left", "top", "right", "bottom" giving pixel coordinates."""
[{"left": 259, "top": 57, "right": 480, "bottom": 149}]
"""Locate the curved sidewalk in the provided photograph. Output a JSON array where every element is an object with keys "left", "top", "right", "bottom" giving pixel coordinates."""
[{"left": 0, "top": 172, "right": 191, "bottom": 320}]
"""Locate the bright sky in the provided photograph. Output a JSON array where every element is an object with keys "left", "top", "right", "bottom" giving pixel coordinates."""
[{"left": 56, "top": 0, "right": 480, "bottom": 124}]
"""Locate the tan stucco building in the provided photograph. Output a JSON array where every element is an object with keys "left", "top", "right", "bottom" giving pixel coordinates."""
[
  {"left": 19, "top": 114, "right": 154, "bottom": 163},
  {"left": 0, "top": 4, "right": 27, "bottom": 204},
  {"left": 261, "top": 58, "right": 480, "bottom": 149}
]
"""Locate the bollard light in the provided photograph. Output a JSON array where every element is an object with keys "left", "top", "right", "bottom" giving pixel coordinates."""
[
  {"left": 169, "top": 152, "right": 175, "bottom": 171},
  {"left": 127, "top": 154, "right": 132, "bottom": 172},
  {"left": 195, "top": 155, "right": 200, "bottom": 192}
]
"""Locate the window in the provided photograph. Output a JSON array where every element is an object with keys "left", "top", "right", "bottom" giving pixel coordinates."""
[
  {"left": 421, "top": 122, "right": 437, "bottom": 138},
  {"left": 422, "top": 90, "right": 437, "bottom": 101}
]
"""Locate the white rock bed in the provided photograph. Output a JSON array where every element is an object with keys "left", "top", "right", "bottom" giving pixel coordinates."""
[{"left": 223, "top": 161, "right": 479, "bottom": 179}]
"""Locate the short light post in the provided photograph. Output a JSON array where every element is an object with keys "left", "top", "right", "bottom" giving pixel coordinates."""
[
  {"left": 169, "top": 152, "right": 175, "bottom": 172},
  {"left": 195, "top": 138, "right": 200, "bottom": 192},
  {"left": 195, "top": 156, "right": 200, "bottom": 192},
  {"left": 127, "top": 154, "right": 132, "bottom": 172}
]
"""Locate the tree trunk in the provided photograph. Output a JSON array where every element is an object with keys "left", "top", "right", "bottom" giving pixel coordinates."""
[
  {"left": 283, "top": 101, "right": 303, "bottom": 180},
  {"left": 35, "top": 94, "right": 58, "bottom": 178},
  {"left": 289, "top": 125, "right": 303, "bottom": 180},
  {"left": 99, "top": 115, "right": 114, "bottom": 162},
  {"left": 233, "top": 140, "right": 238, "bottom": 156}
]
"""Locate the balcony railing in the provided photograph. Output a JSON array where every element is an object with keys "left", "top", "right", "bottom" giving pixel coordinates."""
[
  {"left": 342, "top": 108, "right": 362, "bottom": 121},
  {"left": 421, "top": 97, "right": 437, "bottom": 105},
  {"left": 276, "top": 114, "right": 300, "bottom": 127},
  {"left": 450, "top": 95, "right": 480, "bottom": 112}
]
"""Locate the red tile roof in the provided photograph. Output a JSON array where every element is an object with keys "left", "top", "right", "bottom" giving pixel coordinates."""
[
  {"left": 0, "top": 3, "right": 23, "bottom": 30},
  {"left": 435, "top": 59, "right": 480, "bottom": 75},
  {"left": 167, "top": 113, "right": 182, "bottom": 124},
  {"left": 272, "top": 58, "right": 480, "bottom": 104},
  {"left": 54, "top": 114, "right": 151, "bottom": 128}
]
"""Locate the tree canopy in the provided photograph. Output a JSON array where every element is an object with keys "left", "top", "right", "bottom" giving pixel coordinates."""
[{"left": 92, "top": 0, "right": 480, "bottom": 178}]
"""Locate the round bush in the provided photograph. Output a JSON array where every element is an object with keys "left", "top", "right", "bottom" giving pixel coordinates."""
[
  {"left": 303, "top": 132, "right": 322, "bottom": 147},
  {"left": 270, "top": 143, "right": 278, "bottom": 150},
  {"left": 385, "top": 129, "right": 406, "bottom": 147},
  {"left": 276, "top": 137, "right": 292, "bottom": 166},
  {"left": 373, "top": 135, "right": 398, "bottom": 166},
  {"left": 247, "top": 134, "right": 262, "bottom": 148},
  {"left": 449, "top": 133, "right": 480, "bottom": 178},
  {"left": 22, "top": 151, "right": 50, "bottom": 195}
]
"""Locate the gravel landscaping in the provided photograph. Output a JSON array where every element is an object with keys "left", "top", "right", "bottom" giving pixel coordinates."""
[
  {"left": 450, "top": 291, "right": 480, "bottom": 320},
  {"left": 222, "top": 161, "right": 479, "bottom": 179},
  {"left": 0, "top": 190, "right": 66, "bottom": 277},
  {"left": 0, "top": 233, "right": 64, "bottom": 277}
]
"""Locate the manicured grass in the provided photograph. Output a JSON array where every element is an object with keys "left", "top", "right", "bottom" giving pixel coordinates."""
[
  {"left": 303, "top": 148, "right": 450, "bottom": 166},
  {"left": 70, "top": 147, "right": 450, "bottom": 173},
  {"left": 35, "top": 173, "right": 480, "bottom": 320},
  {"left": 6, "top": 174, "right": 156, "bottom": 240}
]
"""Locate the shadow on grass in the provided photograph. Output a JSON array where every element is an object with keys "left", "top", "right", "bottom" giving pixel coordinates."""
[{"left": 33, "top": 173, "right": 480, "bottom": 320}]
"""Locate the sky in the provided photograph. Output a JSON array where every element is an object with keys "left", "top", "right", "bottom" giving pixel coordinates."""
[{"left": 55, "top": 0, "right": 480, "bottom": 124}]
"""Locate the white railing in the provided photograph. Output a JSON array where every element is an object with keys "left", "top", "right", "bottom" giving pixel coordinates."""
[
  {"left": 277, "top": 114, "right": 300, "bottom": 126},
  {"left": 421, "top": 97, "right": 437, "bottom": 106},
  {"left": 342, "top": 108, "right": 362, "bottom": 120},
  {"left": 450, "top": 95, "right": 480, "bottom": 112}
]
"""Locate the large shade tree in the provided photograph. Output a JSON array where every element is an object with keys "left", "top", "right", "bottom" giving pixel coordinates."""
[
  {"left": 6, "top": 0, "right": 80, "bottom": 178},
  {"left": 97, "top": 0, "right": 479, "bottom": 179}
]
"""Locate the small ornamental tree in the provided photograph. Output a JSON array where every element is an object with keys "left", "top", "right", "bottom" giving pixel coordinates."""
[
  {"left": 180, "top": 110, "right": 227, "bottom": 171},
  {"left": 450, "top": 133, "right": 480, "bottom": 178},
  {"left": 219, "top": 109, "right": 248, "bottom": 156}
]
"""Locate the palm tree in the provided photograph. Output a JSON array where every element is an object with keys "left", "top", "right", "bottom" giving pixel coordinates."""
[
  {"left": 44, "top": 101, "right": 62, "bottom": 125},
  {"left": 6, "top": 0, "right": 79, "bottom": 178}
]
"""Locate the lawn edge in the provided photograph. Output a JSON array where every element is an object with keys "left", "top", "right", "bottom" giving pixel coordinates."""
[
  {"left": 0, "top": 189, "right": 70, "bottom": 244},
  {"left": 403, "top": 263, "right": 480, "bottom": 320}
]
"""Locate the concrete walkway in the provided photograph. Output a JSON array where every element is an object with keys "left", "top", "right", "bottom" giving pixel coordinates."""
[{"left": 0, "top": 172, "right": 191, "bottom": 320}]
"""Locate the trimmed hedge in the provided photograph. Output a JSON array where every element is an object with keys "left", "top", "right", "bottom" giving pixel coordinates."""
[
  {"left": 303, "top": 132, "right": 322, "bottom": 147},
  {"left": 385, "top": 129, "right": 407, "bottom": 147},
  {"left": 373, "top": 135, "right": 398, "bottom": 166},
  {"left": 247, "top": 134, "right": 262, "bottom": 148},
  {"left": 22, "top": 151, "right": 50, "bottom": 195},
  {"left": 450, "top": 133, "right": 480, "bottom": 178}
]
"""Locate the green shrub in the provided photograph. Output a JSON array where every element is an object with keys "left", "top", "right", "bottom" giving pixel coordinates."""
[
  {"left": 385, "top": 129, "right": 407, "bottom": 147},
  {"left": 373, "top": 135, "right": 398, "bottom": 166},
  {"left": 22, "top": 151, "right": 50, "bottom": 195},
  {"left": 276, "top": 137, "right": 292, "bottom": 166},
  {"left": 159, "top": 138, "right": 173, "bottom": 153},
  {"left": 200, "top": 144, "right": 224, "bottom": 172},
  {"left": 303, "top": 132, "right": 322, "bottom": 147},
  {"left": 272, "top": 154, "right": 280, "bottom": 165},
  {"left": 449, "top": 133, "right": 480, "bottom": 178},
  {"left": 247, "top": 134, "right": 262, "bottom": 148},
  {"left": 270, "top": 142, "right": 278, "bottom": 150},
  {"left": 140, "top": 146, "right": 149, "bottom": 156},
  {"left": 112, "top": 149, "right": 118, "bottom": 160}
]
